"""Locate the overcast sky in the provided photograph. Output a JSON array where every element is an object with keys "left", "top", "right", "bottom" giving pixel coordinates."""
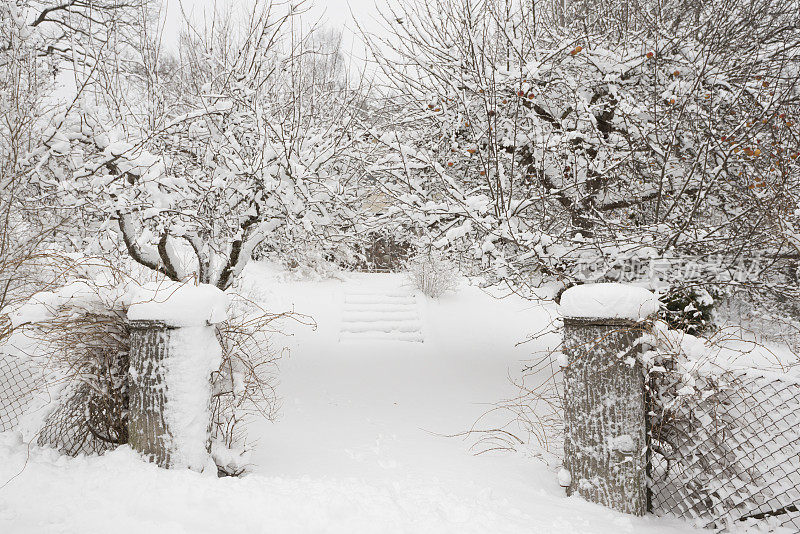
[{"left": 161, "top": 0, "right": 384, "bottom": 63}]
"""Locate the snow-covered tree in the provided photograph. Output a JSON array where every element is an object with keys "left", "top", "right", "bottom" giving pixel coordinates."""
[
  {"left": 29, "top": 1, "right": 375, "bottom": 288},
  {"left": 1, "top": 0, "right": 143, "bottom": 335},
  {"left": 363, "top": 0, "right": 800, "bottom": 303}
]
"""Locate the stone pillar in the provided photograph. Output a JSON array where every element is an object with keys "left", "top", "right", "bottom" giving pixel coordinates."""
[
  {"left": 125, "top": 282, "right": 227, "bottom": 471},
  {"left": 562, "top": 316, "right": 648, "bottom": 516},
  {"left": 128, "top": 319, "right": 174, "bottom": 468}
]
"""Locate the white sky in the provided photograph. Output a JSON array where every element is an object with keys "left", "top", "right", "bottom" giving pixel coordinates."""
[{"left": 161, "top": 0, "right": 384, "bottom": 64}]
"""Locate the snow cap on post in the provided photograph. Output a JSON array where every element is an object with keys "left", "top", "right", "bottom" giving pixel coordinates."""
[
  {"left": 560, "top": 283, "right": 659, "bottom": 321},
  {"left": 126, "top": 281, "right": 228, "bottom": 326}
]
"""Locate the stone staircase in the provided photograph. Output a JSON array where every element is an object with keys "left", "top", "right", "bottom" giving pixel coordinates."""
[{"left": 339, "top": 288, "right": 423, "bottom": 343}]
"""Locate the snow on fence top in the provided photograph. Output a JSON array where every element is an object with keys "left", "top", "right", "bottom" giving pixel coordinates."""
[
  {"left": 125, "top": 282, "right": 228, "bottom": 326},
  {"left": 560, "top": 283, "right": 659, "bottom": 321}
]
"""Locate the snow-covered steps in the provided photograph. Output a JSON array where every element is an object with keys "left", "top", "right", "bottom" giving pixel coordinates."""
[
  {"left": 339, "top": 288, "right": 423, "bottom": 343},
  {"left": 339, "top": 331, "right": 424, "bottom": 343}
]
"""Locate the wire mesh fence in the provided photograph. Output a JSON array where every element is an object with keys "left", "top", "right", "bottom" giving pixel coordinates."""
[
  {"left": 649, "top": 369, "right": 800, "bottom": 530},
  {"left": 0, "top": 354, "right": 40, "bottom": 432},
  {"left": 1, "top": 348, "right": 128, "bottom": 457},
  {"left": 36, "top": 380, "right": 123, "bottom": 456}
]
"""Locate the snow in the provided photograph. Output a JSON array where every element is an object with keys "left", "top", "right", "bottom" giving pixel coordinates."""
[
  {"left": 652, "top": 321, "right": 800, "bottom": 385},
  {"left": 0, "top": 266, "right": 699, "bottom": 533},
  {"left": 164, "top": 326, "right": 221, "bottom": 471},
  {"left": 0, "top": 432, "right": 691, "bottom": 534},
  {"left": 610, "top": 435, "right": 636, "bottom": 453},
  {"left": 558, "top": 468, "right": 572, "bottom": 487},
  {"left": 340, "top": 287, "right": 423, "bottom": 342},
  {"left": 559, "top": 283, "right": 660, "bottom": 320},
  {"left": 7, "top": 280, "right": 122, "bottom": 328},
  {"left": 125, "top": 282, "right": 228, "bottom": 326}
]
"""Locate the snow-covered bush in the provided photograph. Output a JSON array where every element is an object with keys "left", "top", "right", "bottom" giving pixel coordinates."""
[
  {"left": 0, "top": 1, "right": 65, "bottom": 345},
  {"left": 210, "top": 295, "right": 293, "bottom": 476},
  {"left": 406, "top": 252, "right": 458, "bottom": 298}
]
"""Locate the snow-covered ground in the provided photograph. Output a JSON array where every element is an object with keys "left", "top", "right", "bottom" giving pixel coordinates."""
[{"left": 0, "top": 265, "right": 698, "bottom": 533}]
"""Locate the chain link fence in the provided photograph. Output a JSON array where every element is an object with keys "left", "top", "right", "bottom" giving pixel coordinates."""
[
  {"left": 36, "top": 381, "right": 122, "bottom": 456},
  {"left": 0, "top": 354, "right": 40, "bottom": 432},
  {"left": 649, "top": 369, "right": 800, "bottom": 530},
  {"left": 1, "top": 349, "right": 128, "bottom": 457}
]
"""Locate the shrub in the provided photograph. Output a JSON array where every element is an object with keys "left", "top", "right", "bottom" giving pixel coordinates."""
[
  {"left": 406, "top": 252, "right": 458, "bottom": 298},
  {"left": 662, "top": 286, "right": 717, "bottom": 334},
  {"left": 210, "top": 298, "right": 287, "bottom": 476}
]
